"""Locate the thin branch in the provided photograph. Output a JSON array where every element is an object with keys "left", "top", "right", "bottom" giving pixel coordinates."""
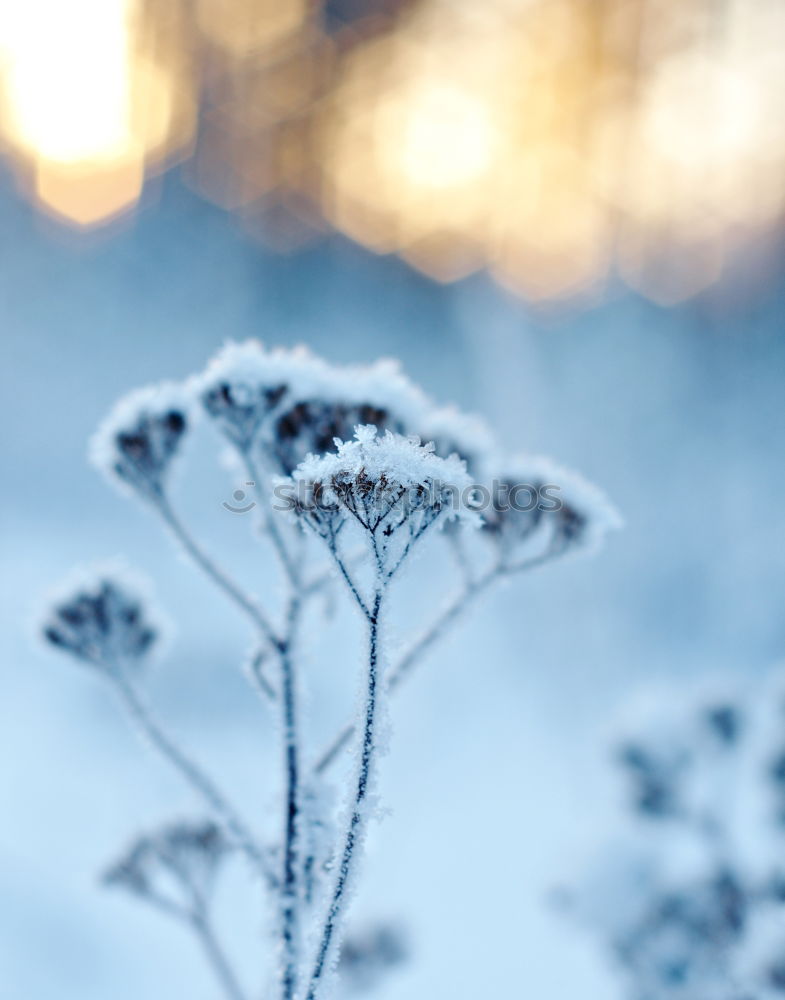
[
  {"left": 277, "top": 597, "right": 304, "bottom": 1000},
  {"left": 305, "top": 588, "right": 385, "bottom": 1000},
  {"left": 313, "top": 547, "right": 563, "bottom": 775},
  {"left": 191, "top": 910, "right": 250, "bottom": 1000},
  {"left": 246, "top": 646, "right": 277, "bottom": 701},
  {"left": 243, "top": 449, "right": 301, "bottom": 587},
  {"left": 111, "top": 671, "right": 275, "bottom": 888},
  {"left": 155, "top": 495, "right": 280, "bottom": 650},
  {"left": 322, "top": 528, "right": 371, "bottom": 620}
]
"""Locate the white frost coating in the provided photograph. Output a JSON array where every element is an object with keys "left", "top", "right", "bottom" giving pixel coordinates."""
[
  {"left": 193, "top": 341, "right": 431, "bottom": 427},
  {"left": 190, "top": 339, "right": 331, "bottom": 408},
  {"left": 88, "top": 380, "right": 194, "bottom": 497},
  {"left": 290, "top": 426, "right": 476, "bottom": 523},
  {"left": 327, "top": 357, "right": 430, "bottom": 425}
]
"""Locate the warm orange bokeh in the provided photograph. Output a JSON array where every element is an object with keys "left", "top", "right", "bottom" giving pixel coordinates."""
[{"left": 0, "top": 0, "right": 782, "bottom": 304}]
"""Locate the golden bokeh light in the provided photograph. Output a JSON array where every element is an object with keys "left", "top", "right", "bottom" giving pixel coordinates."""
[
  {"left": 0, "top": 0, "right": 191, "bottom": 225},
  {"left": 0, "top": 0, "right": 782, "bottom": 301},
  {"left": 34, "top": 154, "right": 145, "bottom": 226},
  {"left": 195, "top": 0, "right": 308, "bottom": 58}
]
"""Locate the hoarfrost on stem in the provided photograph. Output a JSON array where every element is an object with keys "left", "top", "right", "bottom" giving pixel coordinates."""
[{"left": 41, "top": 339, "right": 619, "bottom": 1000}]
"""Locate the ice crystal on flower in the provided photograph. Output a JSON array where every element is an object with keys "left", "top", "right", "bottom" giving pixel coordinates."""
[
  {"left": 89, "top": 382, "right": 191, "bottom": 501},
  {"left": 284, "top": 427, "right": 475, "bottom": 548},
  {"left": 42, "top": 572, "right": 159, "bottom": 670}
]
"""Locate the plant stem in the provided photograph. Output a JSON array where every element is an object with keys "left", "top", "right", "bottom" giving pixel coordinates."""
[
  {"left": 277, "top": 600, "right": 303, "bottom": 1000},
  {"left": 243, "top": 450, "right": 300, "bottom": 588},
  {"left": 305, "top": 588, "right": 384, "bottom": 1000},
  {"left": 312, "top": 548, "right": 563, "bottom": 775},
  {"left": 313, "top": 569, "right": 497, "bottom": 775},
  {"left": 191, "top": 910, "right": 250, "bottom": 1000},
  {"left": 112, "top": 671, "right": 274, "bottom": 887},
  {"left": 156, "top": 495, "right": 279, "bottom": 651}
]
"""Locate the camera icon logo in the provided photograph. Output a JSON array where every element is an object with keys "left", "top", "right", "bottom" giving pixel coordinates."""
[{"left": 222, "top": 482, "right": 256, "bottom": 514}]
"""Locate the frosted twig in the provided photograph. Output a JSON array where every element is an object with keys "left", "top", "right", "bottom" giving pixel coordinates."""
[
  {"left": 110, "top": 671, "right": 274, "bottom": 886},
  {"left": 191, "top": 908, "right": 250, "bottom": 1000},
  {"left": 243, "top": 449, "right": 301, "bottom": 587},
  {"left": 305, "top": 587, "right": 385, "bottom": 1000},
  {"left": 156, "top": 495, "right": 280, "bottom": 651},
  {"left": 247, "top": 646, "right": 277, "bottom": 701},
  {"left": 313, "top": 547, "right": 563, "bottom": 775},
  {"left": 276, "top": 597, "right": 304, "bottom": 1000}
]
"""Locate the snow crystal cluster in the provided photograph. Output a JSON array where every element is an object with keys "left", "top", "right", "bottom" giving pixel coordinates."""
[
  {"left": 281, "top": 426, "right": 477, "bottom": 575},
  {"left": 567, "top": 672, "right": 785, "bottom": 1000}
]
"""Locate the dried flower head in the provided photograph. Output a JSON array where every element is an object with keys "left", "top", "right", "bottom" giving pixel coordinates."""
[
  {"left": 281, "top": 427, "right": 476, "bottom": 576},
  {"left": 617, "top": 865, "right": 747, "bottom": 996},
  {"left": 90, "top": 382, "right": 191, "bottom": 501},
  {"left": 104, "top": 819, "right": 230, "bottom": 909},
  {"left": 481, "top": 455, "right": 621, "bottom": 558},
  {"left": 42, "top": 572, "right": 159, "bottom": 671},
  {"left": 192, "top": 340, "right": 327, "bottom": 453},
  {"left": 338, "top": 922, "right": 408, "bottom": 995},
  {"left": 267, "top": 357, "right": 430, "bottom": 476},
  {"left": 194, "top": 340, "right": 497, "bottom": 484},
  {"left": 610, "top": 679, "right": 748, "bottom": 823}
]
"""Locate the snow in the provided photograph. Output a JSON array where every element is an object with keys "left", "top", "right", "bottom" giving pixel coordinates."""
[{"left": 286, "top": 426, "right": 478, "bottom": 525}]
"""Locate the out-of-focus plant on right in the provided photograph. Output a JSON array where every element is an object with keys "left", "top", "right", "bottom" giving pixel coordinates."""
[{"left": 564, "top": 673, "right": 785, "bottom": 1000}]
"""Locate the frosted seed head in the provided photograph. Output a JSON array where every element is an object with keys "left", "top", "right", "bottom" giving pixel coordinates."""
[
  {"left": 616, "top": 866, "right": 747, "bottom": 994},
  {"left": 192, "top": 339, "right": 327, "bottom": 452},
  {"left": 103, "top": 819, "right": 230, "bottom": 908},
  {"left": 41, "top": 568, "right": 161, "bottom": 672},
  {"left": 89, "top": 382, "right": 191, "bottom": 502},
  {"left": 482, "top": 454, "right": 622, "bottom": 557},
  {"left": 338, "top": 922, "right": 408, "bottom": 995},
  {"left": 281, "top": 427, "right": 477, "bottom": 554},
  {"left": 268, "top": 357, "right": 430, "bottom": 475}
]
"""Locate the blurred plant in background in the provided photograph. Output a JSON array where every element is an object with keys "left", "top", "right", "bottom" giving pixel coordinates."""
[
  {"left": 0, "top": 0, "right": 782, "bottom": 304},
  {"left": 40, "top": 340, "right": 617, "bottom": 998},
  {"left": 565, "top": 673, "right": 785, "bottom": 999}
]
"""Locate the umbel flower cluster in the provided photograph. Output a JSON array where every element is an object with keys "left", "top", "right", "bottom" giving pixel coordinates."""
[
  {"left": 565, "top": 673, "right": 785, "bottom": 1000},
  {"left": 42, "top": 340, "right": 618, "bottom": 1000}
]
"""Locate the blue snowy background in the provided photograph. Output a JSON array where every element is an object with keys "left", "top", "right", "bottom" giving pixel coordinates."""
[{"left": 2, "top": 170, "right": 785, "bottom": 1000}]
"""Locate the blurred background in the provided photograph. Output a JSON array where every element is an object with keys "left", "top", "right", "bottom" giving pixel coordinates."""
[{"left": 1, "top": 0, "right": 784, "bottom": 997}]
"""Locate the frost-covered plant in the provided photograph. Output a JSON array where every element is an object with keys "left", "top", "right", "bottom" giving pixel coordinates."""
[
  {"left": 41, "top": 339, "right": 618, "bottom": 1000},
  {"left": 565, "top": 673, "right": 785, "bottom": 1000}
]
